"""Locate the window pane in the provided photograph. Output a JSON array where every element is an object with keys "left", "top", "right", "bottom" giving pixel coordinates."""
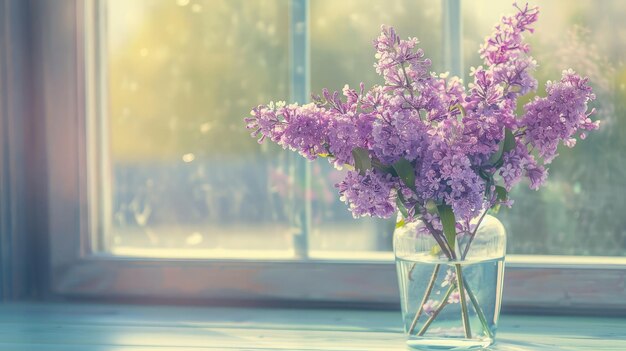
[
  {"left": 308, "top": 0, "right": 442, "bottom": 255},
  {"left": 102, "top": 0, "right": 295, "bottom": 258},
  {"left": 463, "top": 0, "right": 626, "bottom": 255},
  {"left": 98, "top": 0, "right": 445, "bottom": 259}
]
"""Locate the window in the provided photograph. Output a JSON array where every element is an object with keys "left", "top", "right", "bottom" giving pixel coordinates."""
[
  {"left": 96, "top": 0, "right": 295, "bottom": 259},
  {"left": 93, "top": 0, "right": 444, "bottom": 260},
  {"left": 39, "top": 0, "right": 626, "bottom": 310}
]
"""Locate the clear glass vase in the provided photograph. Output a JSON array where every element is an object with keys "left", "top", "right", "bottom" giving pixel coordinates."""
[{"left": 393, "top": 214, "right": 506, "bottom": 350}]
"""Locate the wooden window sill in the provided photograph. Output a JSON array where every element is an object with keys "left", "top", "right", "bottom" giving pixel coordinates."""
[{"left": 1, "top": 302, "right": 624, "bottom": 350}]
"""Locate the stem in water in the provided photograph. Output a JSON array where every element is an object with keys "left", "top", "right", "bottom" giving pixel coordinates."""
[
  {"left": 455, "top": 264, "right": 472, "bottom": 338},
  {"left": 408, "top": 264, "right": 440, "bottom": 334},
  {"left": 417, "top": 283, "right": 456, "bottom": 336},
  {"left": 464, "top": 277, "right": 494, "bottom": 338},
  {"left": 461, "top": 209, "right": 489, "bottom": 260}
]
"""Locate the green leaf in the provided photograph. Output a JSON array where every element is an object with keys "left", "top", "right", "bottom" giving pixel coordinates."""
[
  {"left": 343, "top": 164, "right": 355, "bottom": 171},
  {"left": 449, "top": 103, "right": 466, "bottom": 118},
  {"left": 503, "top": 128, "right": 516, "bottom": 153},
  {"left": 371, "top": 157, "right": 395, "bottom": 175},
  {"left": 352, "top": 147, "right": 372, "bottom": 175},
  {"left": 437, "top": 204, "right": 457, "bottom": 252},
  {"left": 396, "top": 195, "right": 408, "bottom": 219},
  {"left": 490, "top": 185, "right": 508, "bottom": 214},
  {"left": 396, "top": 218, "right": 406, "bottom": 229},
  {"left": 392, "top": 158, "right": 416, "bottom": 191},
  {"left": 482, "top": 173, "right": 494, "bottom": 197},
  {"left": 425, "top": 199, "right": 438, "bottom": 214},
  {"left": 495, "top": 185, "right": 508, "bottom": 202},
  {"left": 457, "top": 104, "right": 466, "bottom": 118},
  {"left": 488, "top": 139, "right": 505, "bottom": 165},
  {"left": 488, "top": 128, "right": 516, "bottom": 168},
  {"left": 429, "top": 245, "right": 442, "bottom": 256}
]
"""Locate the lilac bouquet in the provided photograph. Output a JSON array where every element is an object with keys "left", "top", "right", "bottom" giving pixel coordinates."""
[
  {"left": 246, "top": 2, "right": 598, "bottom": 258},
  {"left": 245, "top": 2, "right": 599, "bottom": 344}
]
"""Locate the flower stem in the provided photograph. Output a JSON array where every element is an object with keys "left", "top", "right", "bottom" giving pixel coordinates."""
[
  {"left": 422, "top": 218, "right": 454, "bottom": 260},
  {"left": 399, "top": 62, "right": 415, "bottom": 99},
  {"left": 461, "top": 208, "right": 489, "bottom": 260},
  {"left": 408, "top": 264, "right": 440, "bottom": 334},
  {"left": 417, "top": 283, "right": 456, "bottom": 336},
  {"left": 455, "top": 264, "right": 472, "bottom": 338},
  {"left": 463, "top": 277, "right": 494, "bottom": 338}
]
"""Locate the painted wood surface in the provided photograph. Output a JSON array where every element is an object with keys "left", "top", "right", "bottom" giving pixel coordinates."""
[{"left": 0, "top": 303, "right": 624, "bottom": 350}]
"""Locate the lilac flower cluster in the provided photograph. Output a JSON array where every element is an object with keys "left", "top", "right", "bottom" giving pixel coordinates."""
[
  {"left": 245, "top": 3, "right": 598, "bottom": 237},
  {"left": 522, "top": 69, "right": 598, "bottom": 163},
  {"left": 337, "top": 169, "right": 396, "bottom": 218}
]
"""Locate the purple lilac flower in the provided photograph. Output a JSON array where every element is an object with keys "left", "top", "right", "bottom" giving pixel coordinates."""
[
  {"left": 327, "top": 116, "right": 360, "bottom": 167},
  {"left": 245, "top": 103, "right": 286, "bottom": 144},
  {"left": 374, "top": 25, "right": 431, "bottom": 91},
  {"left": 372, "top": 109, "right": 429, "bottom": 164},
  {"left": 525, "top": 158, "right": 548, "bottom": 191},
  {"left": 416, "top": 73, "right": 465, "bottom": 122},
  {"left": 522, "top": 69, "right": 599, "bottom": 163},
  {"left": 463, "top": 2, "right": 540, "bottom": 159},
  {"left": 336, "top": 169, "right": 396, "bottom": 218},
  {"left": 245, "top": 2, "right": 598, "bottom": 233},
  {"left": 246, "top": 102, "right": 330, "bottom": 160},
  {"left": 499, "top": 143, "right": 529, "bottom": 190},
  {"left": 422, "top": 299, "right": 439, "bottom": 316},
  {"left": 463, "top": 67, "right": 513, "bottom": 156},
  {"left": 419, "top": 140, "right": 486, "bottom": 219},
  {"left": 448, "top": 290, "right": 460, "bottom": 304},
  {"left": 479, "top": 2, "right": 539, "bottom": 67},
  {"left": 279, "top": 103, "right": 331, "bottom": 160}
]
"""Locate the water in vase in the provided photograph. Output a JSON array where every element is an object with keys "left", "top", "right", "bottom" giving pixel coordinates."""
[{"left": 396, "top": 253, "right": 505, "bottom": 350}]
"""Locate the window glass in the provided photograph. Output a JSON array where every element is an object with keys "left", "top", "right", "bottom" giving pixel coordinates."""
[
  {"left": 102, "top": 0, "right": 443, "bottom": 258},
  {"left": 463, "top": 0, "right": 626, "bottom": 255},
  {"left": 104, "top": 0, "right": 294, "bottom": 258}
]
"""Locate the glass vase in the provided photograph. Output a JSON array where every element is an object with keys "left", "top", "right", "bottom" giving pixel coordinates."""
[{"left": 393, "top": 214, "right": 506, "bottom": 350}]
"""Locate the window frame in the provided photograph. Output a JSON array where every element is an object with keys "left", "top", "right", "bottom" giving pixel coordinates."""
[
  {"left": 34, "top": 0, "right": 626, "bottom": 313},
  {"left": 0, "top": 0, "right": 52, "bottom": 300},
  {"left": 0, "top": 0, "right": 30, "bottom": 300}
]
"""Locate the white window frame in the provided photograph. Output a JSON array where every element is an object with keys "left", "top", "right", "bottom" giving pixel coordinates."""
[{"left": 31, "top": 0, "right": 626, "bottom": 312}]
